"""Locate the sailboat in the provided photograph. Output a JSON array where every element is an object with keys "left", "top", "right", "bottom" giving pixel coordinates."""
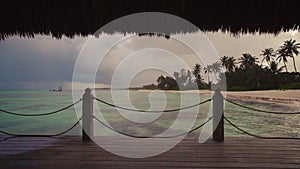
[{"left": 49, "top": 84, "right": 62, "bottom": 92}]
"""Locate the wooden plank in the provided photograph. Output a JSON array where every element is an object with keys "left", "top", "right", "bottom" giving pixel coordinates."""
[{"left": 0, "top": 136, "right": 299, "bottom": 169}]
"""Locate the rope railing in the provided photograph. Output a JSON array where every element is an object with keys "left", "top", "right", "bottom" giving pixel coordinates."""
[
  {"left": 94, "top": 97, "right": 212, "bottom": 113},
  {"left": 0, "top": 99, "right": 82, "bottom": 116},
  {"left": 1, "top": 87, "right": 299, "bottom": 142},
  {"left": 93, "top": 116, "right": 212, "bottom": 138},
  {"left": 225, "top": 98, "right": 300, "bottom": 115},
  {"left": 224, "top": 116, "right": 300, "bottom": 140},
  {"left": 223, "top": 98, "right": 300, "bottom": 139},
  {"left": 0, "top": 117, "right": 82, "bottom": 138}
]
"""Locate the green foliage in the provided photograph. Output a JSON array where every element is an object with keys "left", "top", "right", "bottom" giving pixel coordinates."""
[
  {"left": 238, "top": 53, "right": 259, "bottom": 70},
  {"left": 224, "top": 39, "right": 300, "bottom": 91},
  {"left": 144, "top": 65, "right": 208, "bottom": 90},
  {"left": 279, "top": 39, "right": 300, "bottom": 72},
  {"left": 143, "top": 39, "right": 300, "bottom": 91},
  {"left": 142, "top": 83, "right": 157, "bottom": 90},
  {"left": 260, "top": 48, "right": 275, "bottom": 64},
  {"left": 156, "top": 75, "right": 179, "bottom": 90},
  {"left": 220, "top": 55, "right": 236, "bottom": 72},
  {"left": 279, "top": 82, "right": 300, "bottom": 90}
]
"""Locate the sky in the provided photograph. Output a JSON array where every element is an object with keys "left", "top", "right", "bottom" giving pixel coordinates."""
[{"left": 0, "top": 30, "right": 299, "bottom": 90}]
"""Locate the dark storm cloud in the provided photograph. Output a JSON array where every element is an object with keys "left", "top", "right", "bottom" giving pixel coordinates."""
[{"left": 0, "top": 36, "right": 84, "bottom": 83}]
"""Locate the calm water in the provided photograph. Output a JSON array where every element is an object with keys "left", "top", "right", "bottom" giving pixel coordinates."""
[{"left": 0, "top": 90, "right": 299, "bottom": 138}]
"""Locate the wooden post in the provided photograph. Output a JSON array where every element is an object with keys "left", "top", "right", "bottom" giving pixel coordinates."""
[
  {"left": 82, "top": 88, "right": 93, "bottom": 141},
  {"left": 212, "top": 88, "right": 224, "bottom": 142}
]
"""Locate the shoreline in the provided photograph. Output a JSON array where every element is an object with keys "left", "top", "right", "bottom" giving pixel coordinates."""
[
  {"left": 136, "top": 89, "right": 300, "bottom": 106},
  {"left": 225, "top": 90, "right": 300, "bottom": 105}
]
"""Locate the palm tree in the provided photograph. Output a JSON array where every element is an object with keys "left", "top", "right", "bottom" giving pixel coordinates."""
[
  {"left": 211, "top": 62, "right": 221, "bottom": 74},
  {"left": 173, "top": 71, "right": 179, "bottom": 81},
  {"left": 156, "top": 75, "right": 166, "bottom": 89},
  {"left": 186, "top": 70, "right": 193, "bottom": 87},
  {"left": 178, "top": 68, "right": 188, "bottom": 87},
  {"left": 192, "top": 64, "right": 203, "bottom": 88},
  {"left": 220, "top": 55, "right": 235, "bottom": 72},
  {"left": 204, "top": 65, "right": 212, "bottom": 84},
  {"left": 192, "top": 64, "right": 201, "bottom": 79},
  {"left": 276, "top": 48, "right": 289, "bottom": 72},
  {"left": 280, "top": 39, "right": 300, "bottom": 72},
  {"left": 260, "top": 48, "right": 275, "bottom": 65},
  {"left": 227, "top": 56, "right": 236, "bottom": 72},
  {"left": 211, "top": 61, "right": 222, "bottom": 82},
  {"left": 220, "top": 55, "right": 229, "bottom": 68},
  {"left": 269, "top": 61, "right": 285, "bottom": 74},
  {"left": 239, "top": 53, "right": 258, "bottom": 70}
]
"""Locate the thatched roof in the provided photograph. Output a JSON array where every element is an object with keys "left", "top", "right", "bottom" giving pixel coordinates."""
[{"left": 0, "top": 0, "right": 300, "bottom": 40}]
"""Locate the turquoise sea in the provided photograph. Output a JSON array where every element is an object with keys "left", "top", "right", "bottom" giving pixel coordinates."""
[{"left": 0, "top": 90, "right": 299, "bottom": 138}]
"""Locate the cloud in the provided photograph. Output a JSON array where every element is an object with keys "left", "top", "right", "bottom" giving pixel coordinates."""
[
  {"left": 0, "top": 31, "right": 300, "bottom": 90},
  {"left": 94, "top": 34, "right": 204, "bottom": 85},
  {"left": 0, "top": 35, "right": 86, "bottom": 88},
  {"left": 207, "top": 30, "right": 300, "bottom": 70}
]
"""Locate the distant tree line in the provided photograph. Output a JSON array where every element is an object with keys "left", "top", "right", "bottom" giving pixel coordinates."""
[
  {"left": 143, "top": 63, "right": 212, "bottom": 90},
  {"left": 222, "top": 39, "right": 300, "bottom": 90},
  {"left": 143, "top": 39, "right": 300, "bottom": 91},
  {"left": 143, "top": 65, "right": 209, "bottom": 90}
]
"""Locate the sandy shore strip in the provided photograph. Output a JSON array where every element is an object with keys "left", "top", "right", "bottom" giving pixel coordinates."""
[
  {"left": 136, "top": 89, "right": 300, "bottom": 105},
  {"left": 224, "top": 90, "right": 300, "bottom": 106}
]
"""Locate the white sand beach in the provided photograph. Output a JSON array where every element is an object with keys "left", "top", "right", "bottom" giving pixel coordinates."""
[
  {"left": 137, "top": 89, "right": 300, "bottom": 105},
  {"left": 224, "top": 90, "right": 300, "bottom": 103}
]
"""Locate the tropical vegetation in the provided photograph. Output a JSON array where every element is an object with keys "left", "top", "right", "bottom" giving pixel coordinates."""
[{"left": 143, "top": 39, "right": 300, "bottom": 91}]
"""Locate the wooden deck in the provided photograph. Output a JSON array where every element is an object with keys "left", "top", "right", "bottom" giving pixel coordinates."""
[{"left": 0, "top": 135, "right": 299, "bottom": 169}]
